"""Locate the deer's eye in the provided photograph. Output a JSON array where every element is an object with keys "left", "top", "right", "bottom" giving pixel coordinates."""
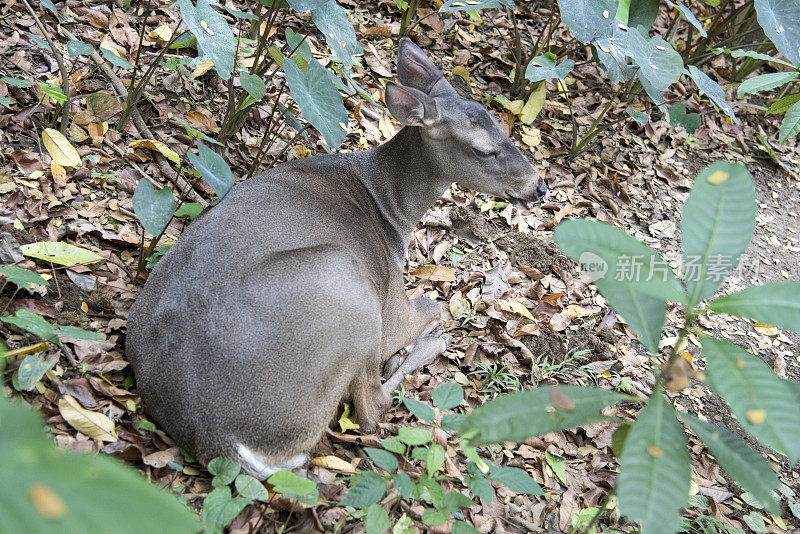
[{"left": 472, "top": 147, "right": 496, "bottom": 159}]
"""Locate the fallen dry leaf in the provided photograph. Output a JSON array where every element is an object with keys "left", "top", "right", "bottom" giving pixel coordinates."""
[
  {"left": 411, "top": 265, "right": 456, "bottom": 282},
  {"left": 58, "top": 395, "right": 118, "bottom": 442},
  {"left": 129, "top": 139, "right": 181, "bottom": 165},
  {"left": 42, "top": 129, "right": 81, "bottom": 167}
]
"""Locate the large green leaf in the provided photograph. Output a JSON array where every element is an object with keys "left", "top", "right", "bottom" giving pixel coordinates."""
[
  {"left": 338, "top": 471, "right": 387, "bottom": 509},
  {"left": 0, "top": 396, "right": 199, "bottom": 533},
  {"left": 16, "top": 354, "right": 58, "bottom": 391},
  {"left": 667, "top": 103, "right": 701, "bottom": 133},
  {"left": 709, "top": 281, "right": 800, "bottom": 333},
  {"left": 201, "top": 487, "right": 249, "bottom": 534},
  {"left": 287, "top": 0, "right": 358, "bottom": 68},
  {"left": 432, "top": 382, "right": 464, "bottom": 411},
  {"left": 702, "top": 337, "right": 800, "bottom": 463},
  {"left": 554, "top": 219, "right": 686, "bottom": 353},
  {"left": 267, "top": 470, "right": 318, "bottom": 505},
  {"left": 557, "top": 0, "right": 618, "bottom": 44},
  {"left": 1, "top": 310, "right": 104, "bottom": 344},
  {"left": 679, "top": 413, "right": 780, "bottom": 514},
  {"left": 593, "top": 21, "right": 637, "bottom": 84},
  {"left": 627, "top": 0, "right": 659, "bottom": 29},
  {"left": 459, "top": 386, "right": 637, "bottom": 445},
  {"left": 738, "top": 72, "right": 798, "bottom": 97},
  {"left": 525, "top": 54, "right": 575, "bottom": 82},
  {"left": 178, "top": 0, "right": 235, "bottom": 80},
  {"left": 681, "top": 161, "right": 756, "bottom": 306},
  {"left": 666, "top": 0, "right": 707, "bottom": 37},
  {"left": 21, "top": 241, "right": 102, "bottom": 267},
  {"left": 186, "top": 142, "right": 235, "bottom": 198},
  {"left": 284, "top": 58, "right": 347, "bottom": 148},
  {"left": 779, "top": 99, "right": 800, "bottom": 144},
  {"left": 686, "top": 65, "right": 738, "bottom": 124},
  {"left": 627, "top": 32, "right": 683, "bottom": 103},
  {"left": 486, "top": 465, "right": 543, "bottom": 495},
  {"left": 0, "top": 266, "right": 48, "bottom": 291},
  {"left": 66, "top": 40, "right": 94, "bottom": 58},
  {"left": 132, "top": 180, "right": 176, "bottom": 237},
  {"left": 617, "top": 393, "right": 690, "bottom": 534},
  {"left": 754, "top": 0, "right": 800, "bottom": 67}
]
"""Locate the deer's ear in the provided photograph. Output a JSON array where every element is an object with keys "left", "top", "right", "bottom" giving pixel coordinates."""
[
  {"left": 397, "top": 37, "right": 458, "bottom": 97},
  {"left": 385, "top": 82, "right": 439, "bottom": 126}
]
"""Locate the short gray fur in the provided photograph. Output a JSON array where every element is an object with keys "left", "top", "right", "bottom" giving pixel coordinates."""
[{"left": 126, "top": 38, "right": 547, "bottom": 479}]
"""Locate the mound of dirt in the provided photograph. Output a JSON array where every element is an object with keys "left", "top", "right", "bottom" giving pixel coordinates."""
[{"left": 496, "top": 232, "right": 574, "bottom": 273}]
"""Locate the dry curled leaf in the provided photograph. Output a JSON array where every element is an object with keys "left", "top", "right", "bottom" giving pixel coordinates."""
[
  {"left": 411, "top": 265, "right": 456, "bottom": 282},
  {"left": 310, "top": 455, "right": 357, "bottom": 473},
  {"left": 129, "top": 139, "right": 180, "bottom": 165},
  {"left": 58, "top": 395, "right": 118, "bottom": 442},
  {"left": 42, "top": 129, "right": 81, "bottom": 167}
]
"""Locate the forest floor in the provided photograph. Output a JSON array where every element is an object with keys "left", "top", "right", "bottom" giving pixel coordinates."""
[{"left": 1, "top": 0, "right": 799, "bottom": 532}]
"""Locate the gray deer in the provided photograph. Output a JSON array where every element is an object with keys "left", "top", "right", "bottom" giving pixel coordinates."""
[{"left": 126, "top": 38, "right": 547, "bottom": 479}]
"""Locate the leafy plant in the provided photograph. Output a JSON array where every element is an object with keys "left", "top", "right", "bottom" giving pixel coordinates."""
[
  {"left": 338, "top": 382, "right": 541, "bottom": 532},
  {"left": 0, "top": 393, "right": 198, "bottom": 533},
  {"left": 469, "top": 362, "right": 521, "bottom": 396},
  {"left": 459, "top": 161, "right": 800, "bottom": 533}
]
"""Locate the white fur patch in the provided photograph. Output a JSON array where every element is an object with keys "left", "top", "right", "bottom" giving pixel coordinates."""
[{"left": 236, "top": 443, "right": 309, "bottom": 480}]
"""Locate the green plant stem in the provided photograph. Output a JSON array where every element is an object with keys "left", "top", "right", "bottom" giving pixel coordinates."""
[
  {"left": 399, "top": 0, "right": 420, "bottom": 37},
  {"left": 21, "top": 0, "right": 70, "bottom": 135},
  {"left": 129, "top": 0, "right": 151, "bottom": 90},
  {"left": 532, "top": 6, "right": 557, "bottom": 57},
  {"left": 509, "top": 9, "right": 528, "bottom": 97},
  {"left": 265, "top": 125, "right": 309, "bottom": 171},
  {"left": 569, "top": 80, "right": 630, "bottom": 158}
]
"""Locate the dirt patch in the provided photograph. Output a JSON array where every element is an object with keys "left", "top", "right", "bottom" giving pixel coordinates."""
[
  {"left": 496, "top": 231, "right": 574, "bottom": 273},
  {"left": 451, "top": 205, "right": 497, "bottom": 243},
  {"left": 522, "top": 326, "right": 565, "bottom": 362},
  {"left": 568, "top": 327, "right": 616, "bottom": 362}
]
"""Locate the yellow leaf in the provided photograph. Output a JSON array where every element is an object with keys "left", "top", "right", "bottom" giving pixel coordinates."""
[
  {"left": 707, "top": 170, "right": 729, "bottom": 184},
  {"left": 148, "top": 25, "right": 173, "bottom": 42},
  {"left": 21, "top": 241, "right": 102, "bottom": 267},
  {"left": 379, "top": 112, "right": 397, "bottom": 140},
  {"left": 520, "top": 126, "right": 541, "bottom": 149},
  {"left": 310, "top": 455, "right": 357, "bottom": 473},
  {"left": 50, "top": 161, "right": 66, "bottom": 185},
  {"left": 499, "top": 299, "right": 534, "bottom": 321},
  {"left": 29, "top": 484, "right": 66, "bottom": 519},
  {"left": 647, "top": 446, "right": 664, "bottom": 457},
  {"left": 58, "top": 395, "right": 118, "bottom": 442},
  {"left": 190, "top": 60, "right": 215, "bottom": 78},
  {"left": 507, "top": 99, "right": 524, "bottom": 115},
  {"left": 746, "top": 409, "right": 766, "bottom": 424},
  {"left": 563, "top": 304, "right": 588, "bottom": 319},
  {"left": 520, "top": 83, "right": 546, "bottom": 125},
  {"left": 754, "top": 322, "right": 780, "bottom": 336},
  {"left": 410, "top": 265, "right": 456, "bottom": 282},
  {"left": 452, "top": 65, "right": 470, "bottom": 85},
  {"left": 100, "top": 35, "right": 123, "bottom": 57},
  {"left": 42, "top": 128, "right": 81, "bottom": 167},
  {"left": 338, "top": 403, "right": 360, "bottom": 433},
  {"left": 129, "top": 139, "right": 180, "bottom": 165},
  {"left": 81, "top": 301, "right": 89, "bottom": 313}
]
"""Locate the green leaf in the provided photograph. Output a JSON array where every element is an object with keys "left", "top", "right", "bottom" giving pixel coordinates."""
[
  {"left": 729, "top": 48, "right": 793, "bottom": 66},
  {"left": 402, "top": 397, "right": 435, "bottom": 423},
  {"left": 67, "top": 40, "right": 94, "bottom": 58},
  {"left": 738, "top": 72, "right": 798, "bottom": 97},
  {"left": 626, "top": 107, "right": 649, "bottom": 125},
  {"left": 441, "top": 491, "right": 475, "bottom": 513},
  {"left": 709, "top": 281, "right": 800, "bottom": 334},
  {"left": 1, "top": 310, "right": 58, "bottom": 343},
  {"left": 556, "top": 0, "right": 617, "bottom": 43},
  {"left": 466, "top": 475, "right": 494, "bottom": 503},
  {"left": 0, "top": 266, "right": 48, "bottom": 291},
  {"left": 410, "top": 446, "right": 428, "bottom": 461},
  {"left": 754, "top": 0, "right": 800, "bottom": 67},
  {"left": 766, "top": 92, "right": 800, "bottom": 115},
  {"left": 393, "top": 472, "right": 413, "bottom": 500},
  {"left": 99, "top": 48, "right": 133, "bottom": 69},
  {"left": 0, "top": 95, "right": 11, "bottom": 109},
  {"left": 186, "top": 141, "right": 235, "bottom": 198},
  {"left": 234, "top": 474, "right": 269, "bottom": 501},
  {"left": 397, "top": 427, "right": 432, "bottom": 446},
  {"left": 21, "top": 241, "right": 102, "bottom": 267},
  {"left": 54, "top": 325, "right": 104, "bottom": 341},
  {"left": 365, "top": 447, "right": 399, "bottom": 472},
  {"left": 132, "top": 180, "right": 176, "bottom": 237},
  {"left": 39, "top": 83, "right": 67, "bottom": 102},
  {"left": 425, "top": 443, "right": 445, "bottom": 477},
  {"left": 173, "top": 117, "right": 222, "bottom": 145},
  {"left": 178, "top": 0, "right": 235, "bottom": 80},
  {"left": 40, "top": 0, "right": 57, "bottom": 15},
  {"left": 779, "top": 99, "right": 800, "bottom": 144},
  {"left": 16, "top": 354, "right": 58, "bottom": 391},
  {"left": 267, "top": 470, "right": 318, "bottom": 505},
  {"left": 545, "top": 451, "right": 567, "bottom": 484},
  {"left": 440, "top": 413, "right": 467, "bottom": 432},
  {"left": 681, "top": 161, "right": 756, "bottom": 306},
  {"left": 486, "top": 465, "right": 543, "bottom": 495},
  {"left": 0, "top": 395, "right": 199, "bottom": 534},
  {"left": 594, "top": 21, "right": 637, "bottom": 84},
  {"left": 667, "top": 103, "right": 701, "bottom": 133},
  {"left": 284, "top": 58, "right": 347, "bottom": 148},
  {"left": 339, "top": 471, "right": 387, "bottom": 509},
  {"left": 174, "top": 202, "right": 204, "bottom": 220},
  {"left": 627, "top": 0, "right": 659, "bottom": 30},
  {"left": 421, "top": 508, "right": 448, "bottom": 526},
  {"left": 1, "top": 77, "right": 33, "bottom": 87},
  {"left": 365, "top": 503, "right": 390, "bottom": 534},
  {"left": 627, "top": 32, "right": 683, "bottom": 102},
  {"left": 439, "top": 0, "right": 512, "bottom": 11},
  {"left": 201, "top": 487, "right": 250, "bottom": 534},
  {"left": 525, "top": 54, "right": 575, "bottom": 82},
  {"left": 553, "top": 220, "right": 685, "bottom": 353},
  {"left": 452, "top": 521, "right": 481, "bottom": 534},
  {"left": 687, "top": 65, "right": 739, "bottom": 123},
  {"left": 239, "top": 73, "right": 266, "bottom": 101},
  {"left": 679, "top": 413, "right": 779, "bottom": 514},
  {"left": 380, "top": 439, "right": 405, "bottom": 454},
  {"left": 285, "top": 27, "right": 311, "bottom": 61},
  {"left": 432, "top": 382, "right": 464, "bottom": 411},
  {"left": 702, "top": 337, "right": 800, "bottom": 463},
  {"left": 297, "top": 0, "right": 359, "bottom": 68},
  {"left": 208, "top": 457, "right": 241, "bottom": 486},
  {"left": 743, "top": 512, "right": 767, "bottom": 532},
  {"left": 617, "top": 392, "right": 690, "bottom": 534},
  {"left": 28, "top": 33, "right": 51, "bottom": 52},
  {"left": 665, "top": 0, "right": 707, "bottom": 37},
  {"left": 460, "top": 385, "right": 636, "bottom": 445}
]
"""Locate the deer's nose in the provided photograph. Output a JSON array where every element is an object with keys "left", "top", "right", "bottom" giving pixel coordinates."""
[{"left": 536, "top": 179, "right": 548, "bottom": 198}]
